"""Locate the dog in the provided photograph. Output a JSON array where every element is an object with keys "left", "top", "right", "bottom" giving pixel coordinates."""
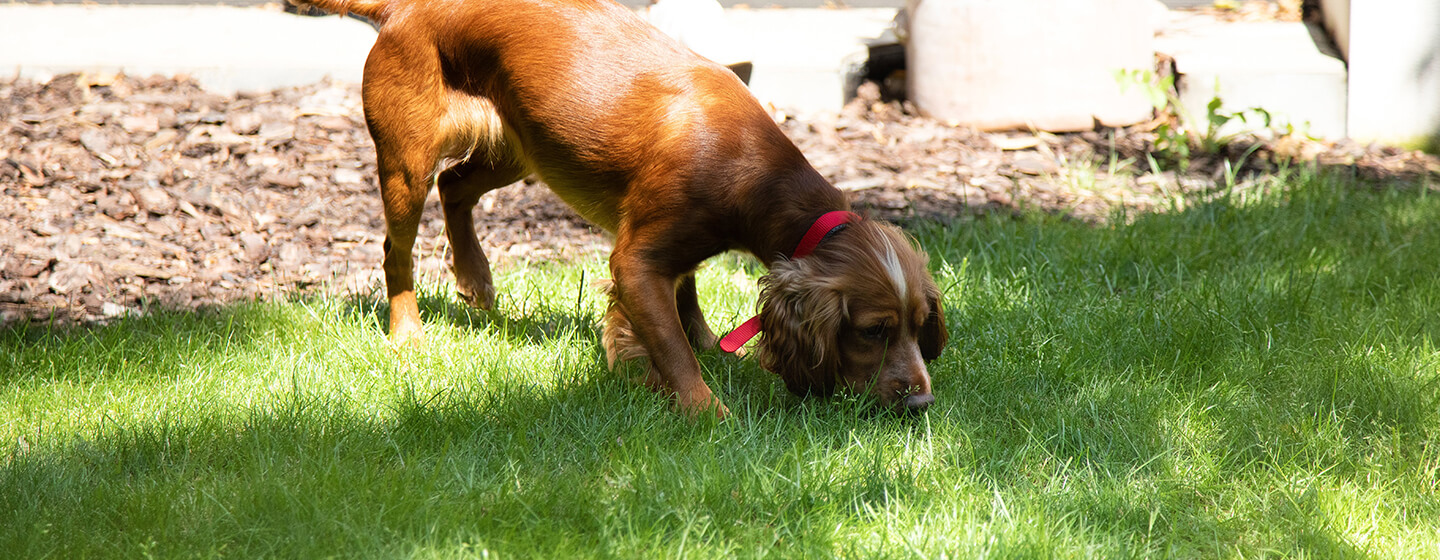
[{"left": 287, "top": 0, "right": 948, "bottom": 417}]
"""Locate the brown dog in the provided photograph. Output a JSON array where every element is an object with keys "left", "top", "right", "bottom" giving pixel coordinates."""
[{"left": 288, "top": 0, "right": 947, "bottom": 416}]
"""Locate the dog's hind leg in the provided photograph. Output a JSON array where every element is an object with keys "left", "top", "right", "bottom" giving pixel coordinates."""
[
  {"left": 374, "top": 152, "right": 433, "bottom": 346},
  {"left": 363, "top": 30, "right": 454, "bottom": 346},
  {"left": 438, "top": 159, "right": 527, "bottom": 310}
]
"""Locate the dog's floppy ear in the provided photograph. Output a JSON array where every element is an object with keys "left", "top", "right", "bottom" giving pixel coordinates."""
[
  {"left": 757, "top": 258, "right": 845, "bottom": 398},
  {"left": 919, "top": 280, "right": 948, "bottom": 361}
]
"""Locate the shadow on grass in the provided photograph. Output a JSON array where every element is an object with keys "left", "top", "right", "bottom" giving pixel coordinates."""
[
  {"left": 0, "top": 301, "right": 293, "bottom": 386},
  {"left": 914, "top": 173, "right": 1440, "bottom": 551},
  {"left": 3, "top": 169, "right": 1439, "bottom": 555},
  {"left": 337, "top": 285, "right": 603, "bottom": 349}
]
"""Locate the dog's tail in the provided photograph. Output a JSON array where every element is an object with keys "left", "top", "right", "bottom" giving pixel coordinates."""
[{"left": 288, "top": 0, "right": 390, "bottom": 24}]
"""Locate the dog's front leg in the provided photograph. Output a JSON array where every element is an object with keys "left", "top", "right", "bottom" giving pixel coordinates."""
[
  {"left": 610, "top": 253, "right": 728, "bottom": 418},
  {"left": 677, "top": 274, "right": 722, "bottom": 351}
]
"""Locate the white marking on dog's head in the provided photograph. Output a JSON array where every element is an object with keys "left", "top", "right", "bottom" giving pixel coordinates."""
[{"left": 877, "top": 234, "right": 907, "bottom": 301}]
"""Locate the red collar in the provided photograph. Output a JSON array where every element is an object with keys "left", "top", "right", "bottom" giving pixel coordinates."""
[{"left": 719, "top": 210, "right": 859, "bottom": 353}]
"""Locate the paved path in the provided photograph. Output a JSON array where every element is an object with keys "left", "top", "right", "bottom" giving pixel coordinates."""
[{"left": 1, "top": 4, "right": 379, "bottom": 93}]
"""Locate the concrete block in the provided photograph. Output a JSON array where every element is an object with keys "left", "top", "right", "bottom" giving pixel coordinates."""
[
  {"left": 1157, "top": 18, "right": 1348, "bottom": 139},
  {"left": 904, "top": 0, "right": 1155, "bottom": 132},
  {"left": 725, "top": 8, "right": 897, "bottom": 116},
  {"left": 644, "top": 0, "right": 749, "bottom": 66}
]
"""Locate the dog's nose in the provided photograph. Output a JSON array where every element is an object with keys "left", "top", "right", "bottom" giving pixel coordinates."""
[{"left": 900, "top": 393, "right": 934, "bottom": 413}]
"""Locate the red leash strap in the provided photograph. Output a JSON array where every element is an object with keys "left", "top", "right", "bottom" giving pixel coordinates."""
[
  {"left": 719, "top": 316, "right": 761, "bottom": 353},
  {"left": 719, "top": 211, "right": 858, "bottom": 353}
]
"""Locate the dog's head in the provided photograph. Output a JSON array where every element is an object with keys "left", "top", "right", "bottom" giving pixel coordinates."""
[{"left": 757, "top": 220, "right": 948, "bottom": 412}]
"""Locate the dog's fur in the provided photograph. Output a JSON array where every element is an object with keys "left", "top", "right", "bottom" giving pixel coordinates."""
[{"left": 289, "top": 0, "right": 948, "bottom": 416}]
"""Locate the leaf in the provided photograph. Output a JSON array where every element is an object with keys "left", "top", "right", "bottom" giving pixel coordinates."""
[
  {"left": 1206, "top": 96, "right": 1225, "bottom": 116},
  {"left": 1144, "top": 88, "right": 1168, "bottom": 110}
]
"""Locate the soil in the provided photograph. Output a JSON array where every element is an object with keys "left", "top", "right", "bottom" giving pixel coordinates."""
[{"left": 3, "top": 74, "right": 1436, "bottom": 324}]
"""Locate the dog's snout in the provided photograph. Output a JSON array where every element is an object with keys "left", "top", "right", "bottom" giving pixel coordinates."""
[{"left": 900, "top": 393, "right": 934, "bottom": 413}]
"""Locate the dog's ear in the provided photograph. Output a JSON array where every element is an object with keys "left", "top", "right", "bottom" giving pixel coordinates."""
[
  {"left": 919, "top": 280, "right": 948, "bottom": 361},
  {"left": 757, "top": 258, "right": 845, "bottom": 398}
]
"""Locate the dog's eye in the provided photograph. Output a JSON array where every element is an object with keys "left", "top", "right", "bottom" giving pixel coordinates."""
[{"left": 859, "top": 325, "right": 887, "bottom": 340}]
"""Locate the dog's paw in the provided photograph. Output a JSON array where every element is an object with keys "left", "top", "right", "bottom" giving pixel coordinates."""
[
  {"left": 455, "top": 281, "right": 496, "bottom": 310},
  {"left": 673, "top": 386, "right": 729, "bottom": 420},
  {"left": 677, "top": 394, "right": 730, "bottom": 421},
  {"left": 387, "top": 322, "right": 425, "bottom": 349}
]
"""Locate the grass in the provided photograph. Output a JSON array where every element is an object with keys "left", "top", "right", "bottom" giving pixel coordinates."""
[{"left": 3, "top": 169, "right": 1439, "bottom": 558}]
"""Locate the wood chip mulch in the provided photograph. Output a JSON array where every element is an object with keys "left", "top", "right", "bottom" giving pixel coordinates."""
[{"left": 3, "top": 74, "right": 1436, "bottom": 324}]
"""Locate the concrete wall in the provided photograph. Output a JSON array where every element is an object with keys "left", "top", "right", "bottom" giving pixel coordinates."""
[{"left": 1338, "top": 0, "right": 1440, "bottom": 146}]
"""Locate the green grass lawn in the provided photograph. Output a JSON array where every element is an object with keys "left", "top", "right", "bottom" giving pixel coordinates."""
[{"left": 3, "top": 170, "right": 1438, "bottom": 558}]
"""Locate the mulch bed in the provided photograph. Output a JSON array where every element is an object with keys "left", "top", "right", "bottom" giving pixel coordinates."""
[{"left": 3, "top": 73, "right": 1436, "bottom": 324}]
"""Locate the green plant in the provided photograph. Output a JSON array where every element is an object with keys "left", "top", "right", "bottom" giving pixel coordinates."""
[
  {"left": 1116, "top": 68, "right": 1192, "bottom": 168},
  {"left": 1116, "top": 69, "right": 1282, "bottom": 172}
]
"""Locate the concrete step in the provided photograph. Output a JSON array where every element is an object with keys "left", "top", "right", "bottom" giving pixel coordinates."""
[{"left": 1155, "top": 12, "right": 1349, "bottom": 139}]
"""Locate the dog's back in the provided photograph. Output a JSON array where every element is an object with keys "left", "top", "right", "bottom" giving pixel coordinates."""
[{"left": 297, "top": 0, "right": 796, "bottom": 231}]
